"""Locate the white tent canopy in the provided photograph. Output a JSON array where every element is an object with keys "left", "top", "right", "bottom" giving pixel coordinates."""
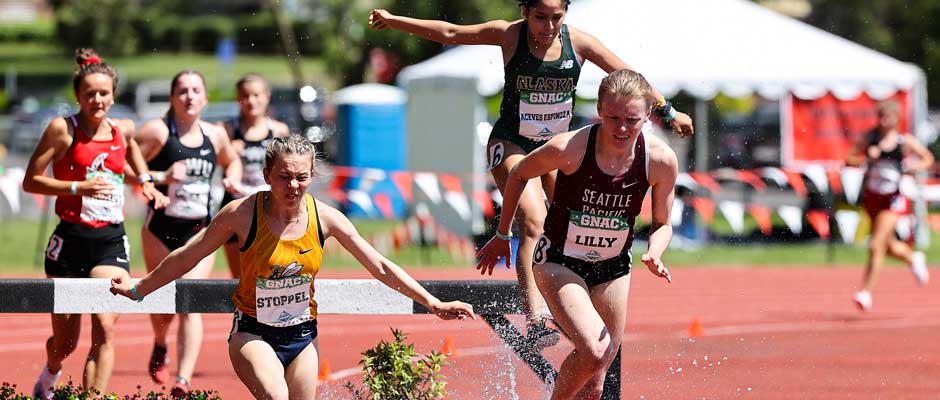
[{"left": 397, "top": 0, "right": 925, "bottom": 102}]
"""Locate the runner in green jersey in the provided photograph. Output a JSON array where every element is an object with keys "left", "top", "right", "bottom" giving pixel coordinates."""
[{"left": 370, "top": 0, "right": 692, "bottom": 348}]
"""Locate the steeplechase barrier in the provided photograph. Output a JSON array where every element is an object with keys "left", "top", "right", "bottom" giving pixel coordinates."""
[{"left": 0, "top": 278, "right": 622, "bottom": 398}]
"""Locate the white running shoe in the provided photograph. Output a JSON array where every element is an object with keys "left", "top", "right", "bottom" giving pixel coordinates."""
[
  {"left": 32, "top": 365, "right": 60, "bottom": 400},
  {"left": 911, "top": 251, "right": 929, "bottom": 286},
  {"left": 853, "top": 290, "right": 872, "bottom": 312}
]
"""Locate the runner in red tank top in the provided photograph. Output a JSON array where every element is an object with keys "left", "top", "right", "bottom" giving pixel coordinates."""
[
  {"left": 21, "top": 48, "right": 168, "bottom": 399},
  {"left": 477, "top": 69, "right": 678, "bottom": 399}
]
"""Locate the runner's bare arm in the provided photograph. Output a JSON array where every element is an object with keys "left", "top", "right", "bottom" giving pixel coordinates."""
[
  {"left": 211, "top": 124, "right": 245, "bottom": 195},
  {"left": 22, "top": 118, "right": 75, "bottom": 195},
  {"left": 902, "top": 136, "right": 935, "bottom": 173},
  {"left": 112, "top": 200, "right": 244, "bottom": 299},
  {"left": 317, "top": 200, "right": 475, "bottom": 320},
  {"left": 369, "top": 9, "right": 512, "bottom": 46},
  {"left": 642, "top": 136, "right": 678, "bottom": 282},
  {"left": 570, "top": 27, "right": 694, "bottom": 137},
  {"left": 119, "top": 119, "right": 168, "bottom": 206},
  {"left": 845, "top": 134, "right": 871, "bottom": 167}
]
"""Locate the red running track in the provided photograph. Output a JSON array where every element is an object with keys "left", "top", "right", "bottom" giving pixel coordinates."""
[{"left": 1, "top": 266, "right": 939, "bottom": 399}]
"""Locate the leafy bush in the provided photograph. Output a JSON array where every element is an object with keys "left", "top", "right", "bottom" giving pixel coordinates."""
[
  {"left": 0, "top": 379, "right": 220, "bottom": 400},
  {"left": 345, "top": 328, "right": 449, "bottom": 400}
]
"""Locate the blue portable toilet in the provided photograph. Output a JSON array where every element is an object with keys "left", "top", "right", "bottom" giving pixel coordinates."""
[{"left": 334, "top": 84, "right": 408, "bottom": 219}]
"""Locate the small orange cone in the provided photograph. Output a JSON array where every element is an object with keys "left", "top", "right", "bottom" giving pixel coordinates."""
[
  {"left": 318, "top": 358, "right": 333, "bottom": 382},
  {"left": 441, "top": 336, "right": 459, "bottom": 357},
  {"left": 687, "top": 318, "right": 705, "bottom": 337}
]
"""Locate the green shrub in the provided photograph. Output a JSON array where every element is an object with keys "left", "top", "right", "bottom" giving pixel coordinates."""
[{"left": 345, "top": 328, "right": 449, "bottom": 400}]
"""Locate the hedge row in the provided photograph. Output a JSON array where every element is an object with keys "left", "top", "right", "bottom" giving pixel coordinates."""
[{"left": 0, "top": 21, "right": 55, "bottom": 42}]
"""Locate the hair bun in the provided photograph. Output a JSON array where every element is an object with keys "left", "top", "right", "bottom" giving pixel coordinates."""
[{"left": 74, "top": 48, "right": 101, "bottom": 67}]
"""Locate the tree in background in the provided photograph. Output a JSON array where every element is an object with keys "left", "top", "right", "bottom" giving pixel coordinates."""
[
  {"left": 802, "top": 0, "right": 940, "bottom": 107},
  {"left": 314, "top": 0, "right": 518, "bottom": 86}
]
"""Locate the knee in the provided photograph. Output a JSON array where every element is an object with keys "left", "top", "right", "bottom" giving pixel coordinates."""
[
  {"left": 580, "top": 340, "right": 615, "bottom": 374},
  {"left": 869, "top": 240, "right": 888, "bottom": 255},
  {"left": 93, "top": 319, "right": 117, "bottom": 345},
  {"left": 517, "top": 213, "right": 544, "bottom": 239}
]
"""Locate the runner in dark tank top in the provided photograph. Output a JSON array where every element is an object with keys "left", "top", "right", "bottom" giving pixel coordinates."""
[
  {"left": 369, "top": 0, "right": 693, "bottom": 349},
  {"left": 477, "top": 69, "right": 678, "bottom": 398},
  {"left": 845, "top": 100, "right": 934, "bottom": 312}
]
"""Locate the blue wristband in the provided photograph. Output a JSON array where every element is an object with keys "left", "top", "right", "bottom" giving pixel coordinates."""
[
  {"left": 130, "top": 286, "right": 144, "bottom": 302},
  {"left": 494, "top": 230, "right": 512, "bottom": 241}
]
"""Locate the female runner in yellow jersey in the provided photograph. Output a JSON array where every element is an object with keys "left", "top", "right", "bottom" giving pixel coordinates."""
[{"left": 112, "top": 135, "right": 475, "bottom": 399}]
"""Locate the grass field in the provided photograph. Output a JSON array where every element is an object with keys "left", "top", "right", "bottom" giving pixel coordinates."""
[
  {"left": 2, "top": 216, "right": 936, "bottom": 274},
  {"left": 0, "top": 218, "right": 470, "bottom": 274}
]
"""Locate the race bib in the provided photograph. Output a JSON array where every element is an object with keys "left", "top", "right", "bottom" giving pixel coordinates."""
[
  {"left": 563, "top": 211, "right": 630, "bottom": 262},
  {"left": 518, "top": 90, "right": 574, "bottom": 141},
  {"left": 80, "top": 170, "right": 125, "bottom": 223},
  {"left": 165, "top": 178, "right": 211, "bottom": 219},
  {"left": 866, "top": 160, "right": 901, "bottom": 195},
  {"left": 255, "top": 275, "right": 312, "bottom": 327}
]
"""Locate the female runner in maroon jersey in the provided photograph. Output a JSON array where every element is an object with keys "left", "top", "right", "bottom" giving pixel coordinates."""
[{"left": 477, "top": 68, "right": 677, "bottom": 399}]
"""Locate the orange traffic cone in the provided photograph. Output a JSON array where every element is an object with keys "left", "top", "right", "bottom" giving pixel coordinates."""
[
  {"left": 318, "top": 358, "right": 333, "bottom": 382},
  {"left": 687, "top": 318, "right": 705, "bottom": 337},
  {"left": 441, "top": 336, "right": 459, "bottom": 357}
]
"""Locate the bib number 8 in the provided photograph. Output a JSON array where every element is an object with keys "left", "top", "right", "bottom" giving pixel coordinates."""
[{"left": 533, "top": 236, "right": 551, "bottom": 265}]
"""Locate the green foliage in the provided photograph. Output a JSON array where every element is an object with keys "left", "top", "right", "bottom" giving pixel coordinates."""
[
  {"left": 0, "top": 379, "right": 220, "bottom": 400},
  {"left": 345, "top": 328, "right": 449, "bottom": 400},
  {"left": 0, "top": 21, "right": 55, "bottom": 43},
  {"left": 804, "top": 0, "right": 940, "bottom": 107},
  {"left": 54, "top": 0, "right": 141, "bottom": 56}
]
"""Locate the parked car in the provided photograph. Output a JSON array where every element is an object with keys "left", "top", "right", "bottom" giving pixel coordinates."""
[{"left": 134, "top": 80, "right": 170, "bottom": 122}]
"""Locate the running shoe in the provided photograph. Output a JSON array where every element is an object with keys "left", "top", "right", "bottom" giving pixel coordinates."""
[
  {"left": 910, "top": 251, "right": 929, "bottom": 286},
  {"left": 853, "top": 290, "right": 872, "bottom": 312},
  {"left": 170, "top": 377, "right": 190, "bottom": 399},
  {"left": 526, "top": 318, "right": 561, "bottom": 350},
  {"left": 148, "top": 344, "right": 170, "bottom": 384},
  {"left": 31, "top": 366, "right": 60, "bottom": 400}
]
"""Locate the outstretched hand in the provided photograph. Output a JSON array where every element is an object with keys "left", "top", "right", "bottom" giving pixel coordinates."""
[
  {"left": 641, "top": 253, "right": 672, "bottom": 283},
  {"left": 669, "top": 111, "right": 694, "bottom": 138},
  {"left": 430, "top": 300, "right": 476, "bottom": 320},
  {"left": 110, "top": 275, "right": 136, "bottom": 300},
  {"left": 475, "top": 236, "right": 512, "bottom": 275},
  {"left": 368, "top": 9, "right": 394, "bottom": 30}
]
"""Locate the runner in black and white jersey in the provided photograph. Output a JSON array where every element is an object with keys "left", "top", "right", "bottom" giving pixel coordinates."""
[{"left": 134, "top": 70, "right": 244, "bottom": 395}]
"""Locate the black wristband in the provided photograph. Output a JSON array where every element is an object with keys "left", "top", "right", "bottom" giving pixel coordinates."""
[{"left": 654, "top": 100, "right": 673, "bottom": 119}]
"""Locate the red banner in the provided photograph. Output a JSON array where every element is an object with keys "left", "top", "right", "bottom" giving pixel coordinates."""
[{"left": 786, "top": 91, "right": 909, "bottom": 166}]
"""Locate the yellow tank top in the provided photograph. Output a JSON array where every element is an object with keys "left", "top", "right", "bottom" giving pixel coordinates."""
[{"left": 232, "top": 192, "right": 324, "bottom": 326}]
